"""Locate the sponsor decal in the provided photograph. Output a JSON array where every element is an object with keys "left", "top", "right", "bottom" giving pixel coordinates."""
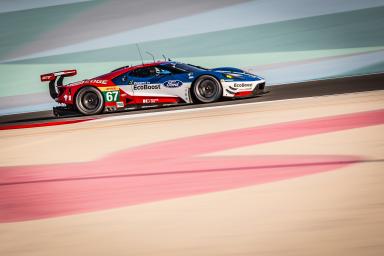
[
  {"left": 89, "top": 79, "right": 108, "bottom": 85},
  {"left": 134, "top": 84, "right": 161, "bottom": 90},
  {"left": 68, "top": 79, "right": 108, "bottom": 86},
  {"left": 99, "top": 86, "right": 120, "bottom": 92},
  {"left": 163, "top": 80, "right": 183, "bottom": 88},
  {"left": 41, "top": 75, "right": 54, "bottom": 81},
  {"left": 233, "top": 82, "right": 253, "bottom": 88},
  {"left": 116, "top": 101, "right": 124, "bottom": 107},
  {"left": 133, "top": 81, "right": 150, "bottom": 85},
  {"left": 68, "top": 80, "right": 85, "bottom": 86},
  {"left": 143, "top": 98, "right": 159, "bottom": 103}
]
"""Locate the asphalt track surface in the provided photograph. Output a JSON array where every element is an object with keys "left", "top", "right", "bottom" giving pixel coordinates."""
[
  {"left": 0, "top": 72, "right": 383, "bottom": 126},
  {"left": 1, "top": 73, "right": 384, "bottom": 256}
]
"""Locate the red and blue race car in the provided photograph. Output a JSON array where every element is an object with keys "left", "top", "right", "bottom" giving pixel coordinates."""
[{"left": 40, "top": 61, "right": 266, "bottom": 116}]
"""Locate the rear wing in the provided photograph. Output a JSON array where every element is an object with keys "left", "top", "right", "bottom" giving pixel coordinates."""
[
  {"left": 40, "top": 69, "right": 77, "bottom": 99},
  {"left": 40, "top": 69, "right": 77, "bottom": 82}
]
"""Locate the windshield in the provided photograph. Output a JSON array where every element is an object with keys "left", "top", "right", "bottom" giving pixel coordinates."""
[{"left": 166, "top": 63, "right": 208, "bottom": 72}]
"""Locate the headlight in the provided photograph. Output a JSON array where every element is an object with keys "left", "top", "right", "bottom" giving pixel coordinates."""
[{"left": 224, "top": 73, "right": 243, "bottom": 79}]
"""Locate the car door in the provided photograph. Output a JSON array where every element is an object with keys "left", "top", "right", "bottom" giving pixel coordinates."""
[
  {"left": 150, "top": 66, "right": 192, "bottom": 102},
  {"left": 125, "top": 67, "right": 163, "bottom": 98},
  {"left": 117, "top": 66, "right": 191, "bottom": 103}
]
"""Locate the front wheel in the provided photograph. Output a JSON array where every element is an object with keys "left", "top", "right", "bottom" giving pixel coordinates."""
[
  {"left": 75, "top": 86, "right": 104, "bottom": 115},
  {"left": 191, "top": 75, "right": 222, "bottom": 103}
]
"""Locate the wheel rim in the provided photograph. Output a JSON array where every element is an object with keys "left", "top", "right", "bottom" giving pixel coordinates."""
[
  {"left": 196, "top": 79, "right": 218, "bottom": 100},
  {"left": 81, "top": 92, "right": 100, "bottom": 110}
]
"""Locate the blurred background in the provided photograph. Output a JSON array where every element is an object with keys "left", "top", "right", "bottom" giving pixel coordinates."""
[{"left": 0, "top": 0, "right": 383, "bottom": 115}]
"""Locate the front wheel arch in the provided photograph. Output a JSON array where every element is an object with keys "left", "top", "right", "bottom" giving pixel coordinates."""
[{"left": 190, "top": 75, "right": 223, "bottom": 103}]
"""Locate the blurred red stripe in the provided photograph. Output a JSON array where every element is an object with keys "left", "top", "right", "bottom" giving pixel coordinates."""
[
  {"left": 0, "top": 109, "right": 383, "bottom": 222},
  {"left": 0, "top": 119, "right": 93, "bottom": 130}
]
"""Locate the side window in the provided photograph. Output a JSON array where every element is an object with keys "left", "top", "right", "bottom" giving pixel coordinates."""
[
  {"left": 159, "top": 65, "right": 186, "bottom": 74},
  {"left": 129, "top": 67, "right": 156, "bottom": 78},
  {"left": 112, "top": 72, "right": 129, "bottom": 84}
]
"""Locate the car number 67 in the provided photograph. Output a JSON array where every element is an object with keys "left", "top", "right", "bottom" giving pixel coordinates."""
[{"left": 105, "top": 91, "right": 119, "bottom": 102}]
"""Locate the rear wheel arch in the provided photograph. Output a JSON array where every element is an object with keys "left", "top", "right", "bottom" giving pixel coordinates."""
[{"left": 74, "top": 85, "right": 104, "bottom": 115}]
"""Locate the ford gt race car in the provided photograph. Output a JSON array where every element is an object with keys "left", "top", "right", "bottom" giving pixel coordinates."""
[{"left": 40, "top": 61, "right": 266, "bottom": 116}]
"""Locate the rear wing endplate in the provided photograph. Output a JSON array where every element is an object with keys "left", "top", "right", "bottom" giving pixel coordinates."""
[{"left": 40, "top": 69, "right": 77, "bottom": 100}]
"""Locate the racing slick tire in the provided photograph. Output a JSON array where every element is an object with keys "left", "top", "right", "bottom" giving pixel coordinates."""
[
  {"left": 75, "top": 86, "right": 104, "bottom": 115},
  {"left": 191, "top": 75, "right": 222, "bottom": 103}
]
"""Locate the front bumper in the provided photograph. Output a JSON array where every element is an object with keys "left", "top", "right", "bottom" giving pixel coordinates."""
[
  {"left": 222, "top": 80, "right": 266, "bottom": 97},
  {"left": 253, "top": 82, "right": 265, "bottom": 95}
]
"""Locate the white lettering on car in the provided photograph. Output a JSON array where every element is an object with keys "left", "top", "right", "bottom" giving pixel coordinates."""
[
  {"left": 143, "top": 99, "right": 159, "bottom": 103},
  {"left": 134, "top": 84, "right": 161, "bottom": 90},
  {"left": 89, "top": 79, "right": 108, "bottom": 84},
  {"left": 233, "top": 83, "right": 253, "bottom": 88}
]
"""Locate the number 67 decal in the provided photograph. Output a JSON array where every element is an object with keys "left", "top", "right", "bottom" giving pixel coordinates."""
[{"left": 104, "top": 91, "right": 120, "bottom": 102}]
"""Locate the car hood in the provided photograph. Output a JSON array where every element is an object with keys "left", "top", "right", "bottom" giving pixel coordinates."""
[
  {"left": 211, "top": 67, "right": 245, "bottom": 73},
  {"left": 211, "top": 67, "right": 263, "bottom": 81}
]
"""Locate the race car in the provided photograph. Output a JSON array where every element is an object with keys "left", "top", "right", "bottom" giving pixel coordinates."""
[{"left": 40, "top": 61, "right": 266, "bottom": 116}]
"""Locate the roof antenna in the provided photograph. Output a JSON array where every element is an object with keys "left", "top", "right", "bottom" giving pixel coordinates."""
[
  {"left": 146, "top": 51, "right": 155, "bottom": 62},
  {"left": 136, "top": 44, "right": 144, "bottom": 65}
]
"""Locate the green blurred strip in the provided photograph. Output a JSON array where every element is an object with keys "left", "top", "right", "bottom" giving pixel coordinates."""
[
  {"left": 339, "top": 61, "right": 384, "bottom": 77},
  {"left": 1, "top": 46, "right": 383, "bottom": 97},
  {"left": 0, "top": 0, "right": 104, "bottom": 60},
  {"left": 11, "top": 6, "right": 384, "bottom": 64}
]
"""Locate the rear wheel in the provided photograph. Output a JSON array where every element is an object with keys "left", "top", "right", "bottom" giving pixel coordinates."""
[
  {"left": 192, "top": 75, "right": 222, "bottom": 103},
  {"left": 75, "top": 86, "right": 104, "bottom": 115}
]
